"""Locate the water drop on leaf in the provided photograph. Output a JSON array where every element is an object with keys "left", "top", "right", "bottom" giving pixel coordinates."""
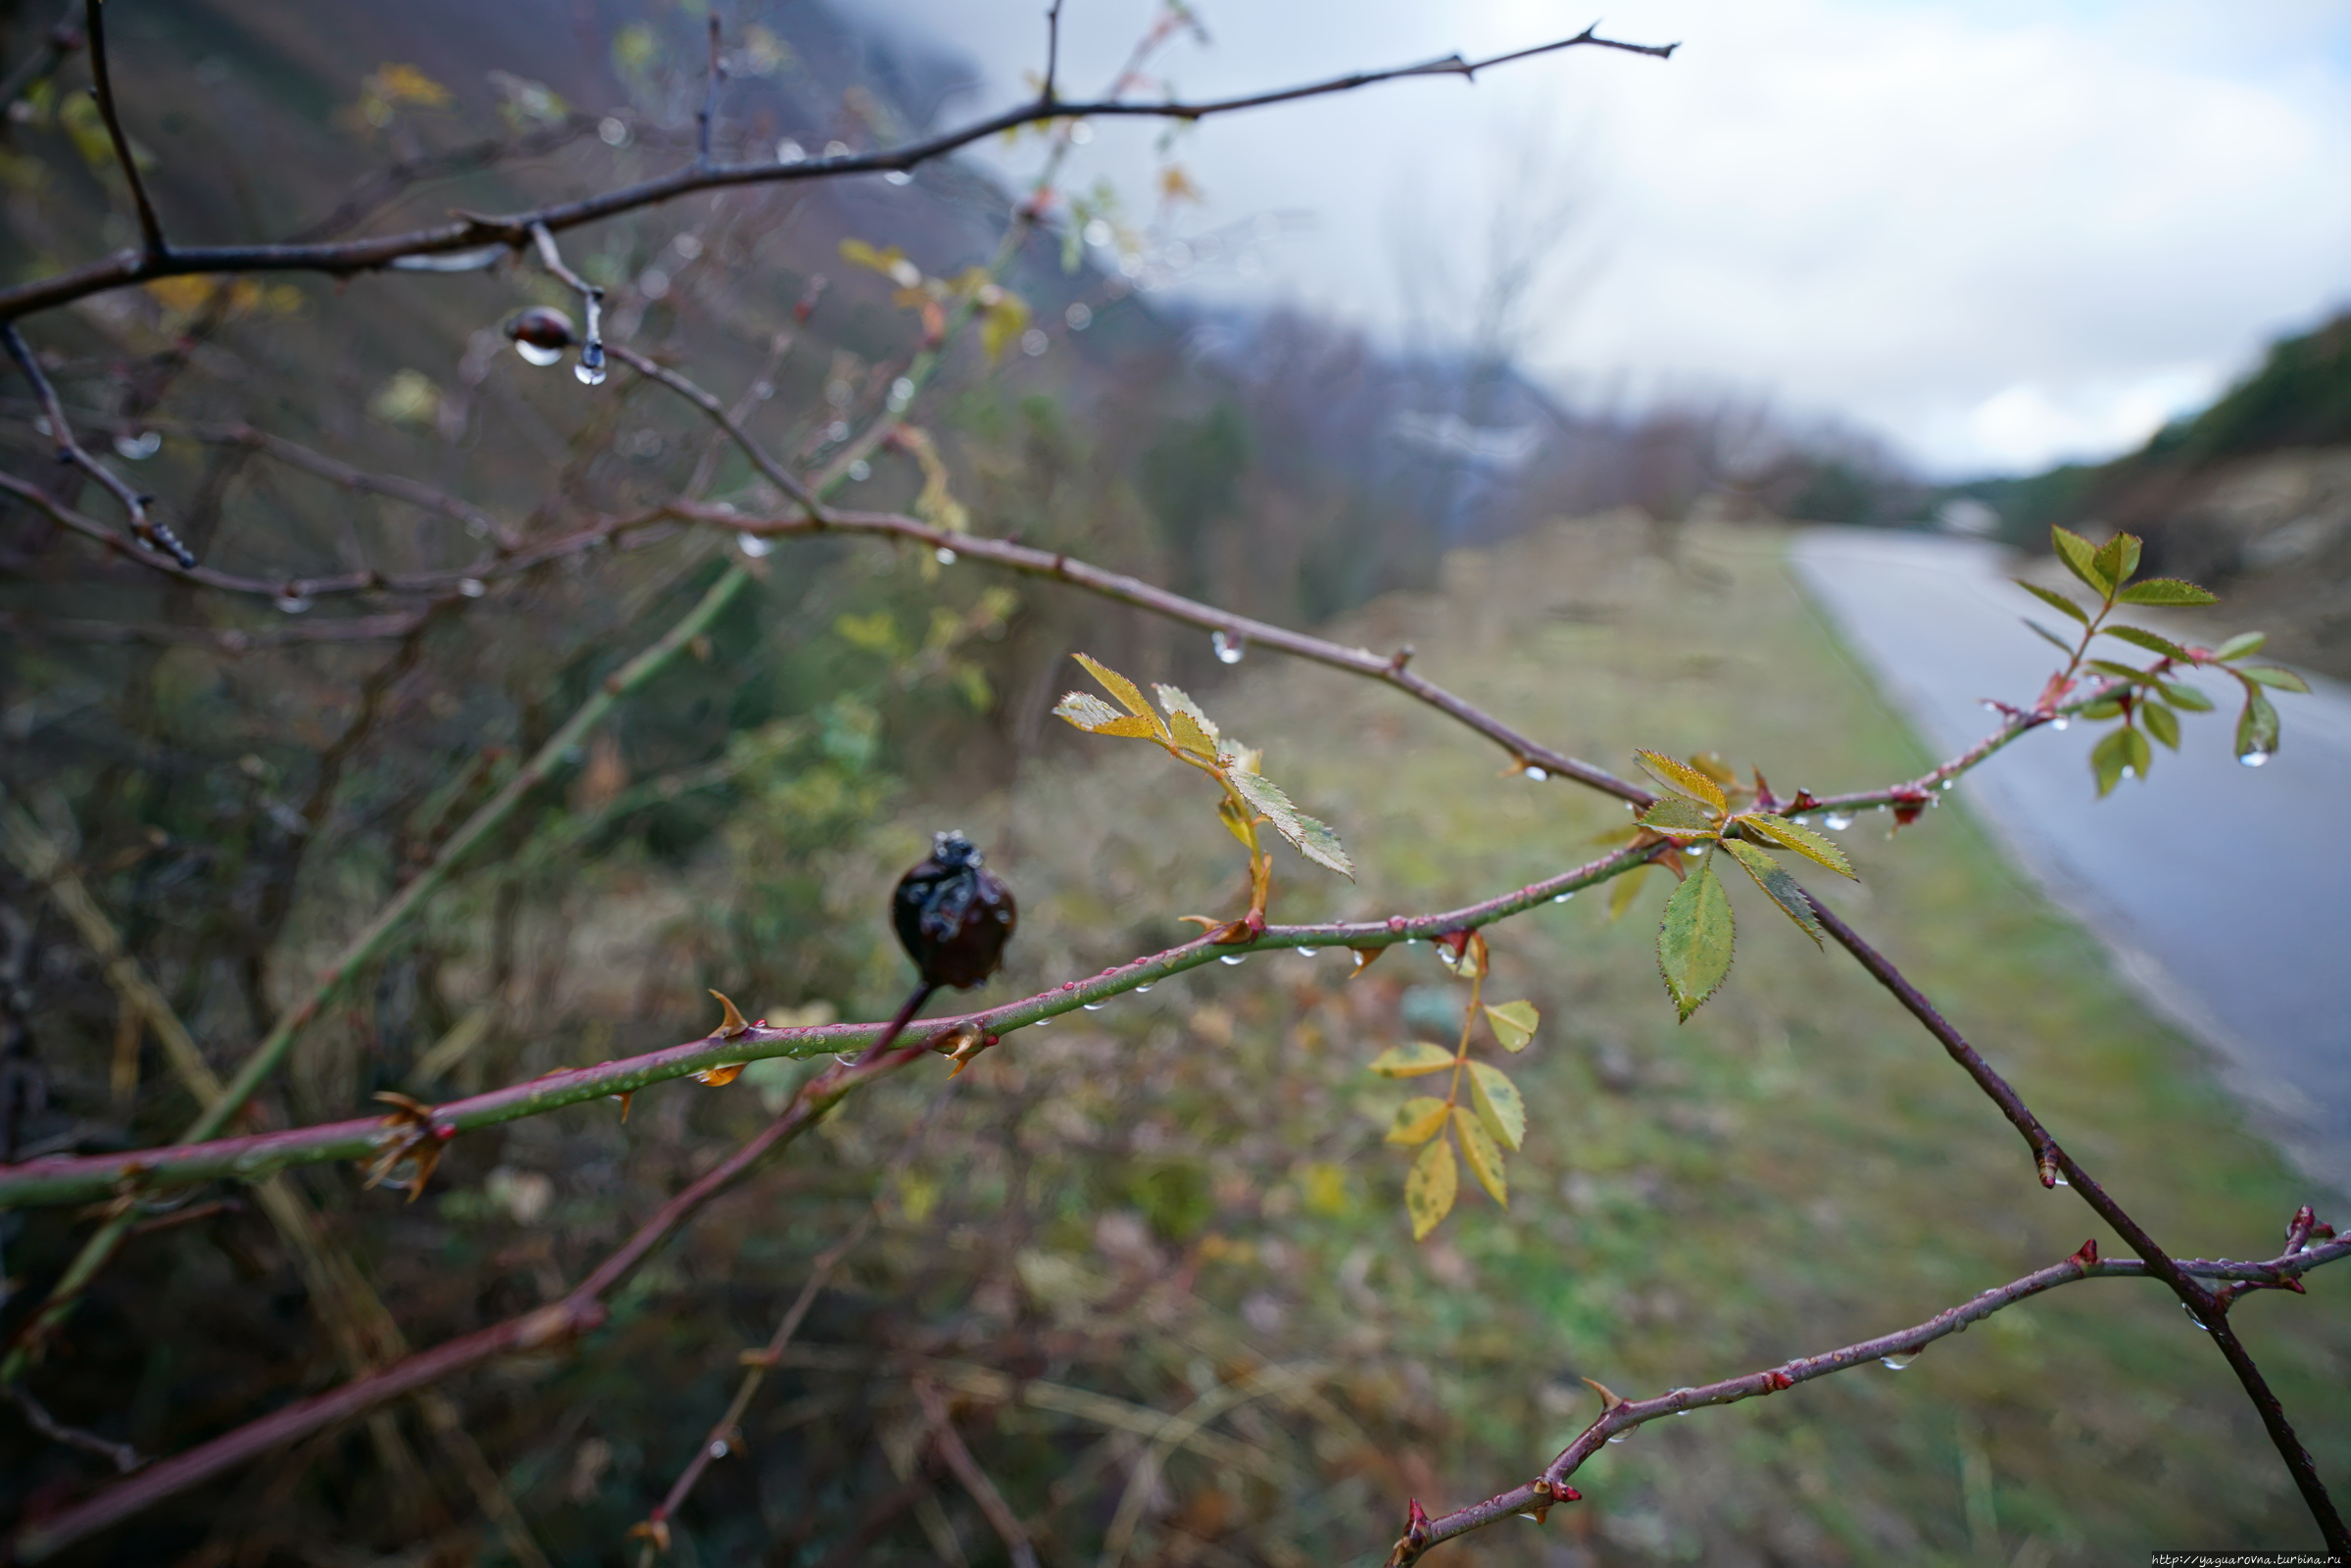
[{"left": 2238, "top": 748, "right": 2271, "bottom": 767}]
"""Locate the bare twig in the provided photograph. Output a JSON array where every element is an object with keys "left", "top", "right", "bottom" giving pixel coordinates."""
[
  {"left": 918, "top": 1383, "right": 1044, "bottom": 1568},
  {"left": 529, "top": 221, "right": 605, "bottom": 383},
  {"left": 1389, "top": 1234, "right": 2351, "bottom": 1563},
  {"left": 3, "top": 324, "right": 193, "bottom": 566},
  {"left": 697, "top": 14, "right": 723, "bottom": 164},
  {"left": 1042, "top": 0, "right": 1065, "bottom": 105},
  {"left": 4, "top": 1382, "right": 141, "bottom": 1475},
  {"left": 0, "top": 26, "right": 1673, "bottom": 321},
  {"left": 609, "top": 346, "right": 827, "bottom": 518},
  {"left": 79, "top": 0, "right": 164, "bottom": 258}
]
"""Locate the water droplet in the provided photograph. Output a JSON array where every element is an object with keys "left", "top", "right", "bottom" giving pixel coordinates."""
[
  {"left": 1939, "top": 778, "right": 1955, "bottom": 791},
  {"left": 884, "top": 170, "right": 913, "bottom": 185},
  {"left": 600, "top": 117, "right": 630, "bottom": 146},
  {"left": 935, "top": 546, "right": 957, "bottom": 564},
  {"left": 2120, "top": 764, "right": 2136, "bottom": 781},
  {"left": 776, "top": 138, "right": 806, "bottom": 163},
  {"left": 1668, "top": 1387, "right": 1694, "bottom": 1413},
  {"left": 823, "top": 140, "right": 851, "bottom": 159},
  {"left": 1212, "top": 629, "right": 1245, "bottom": 664},
  {"left": 848, "top": 460, "right": 871, "bottom": 482},
  {"left": 2052, "top": 1174, "right": 2071, "bottom": 1187},
  {"left": 1219, "top": 954, "right": 1247, "bottom": 966},
  {"left": 515, "top": 340, "right": 563, "bottom": 367},
  {"left": 2050, "top": 717, "right": 2070, "bottom": 732},
  {"left": 1880, "top": 1351, "right": 1918, "bottom": 1371},
  {"left": 1084, "top": 220, "right": 1112, "bottom": 248},
  {"left": 710, "top": 1439, "right": 731, "bottom": 1458},
  {"left": 739, "top": 533, "right": 772, "bottom": 558},
  {"left": 2181, "top": 1302, "right": 2209, "bottom": 1331},
  {"left": 1068, "top": 122, "right": 1094, "bottom": 145},
  {"left": 826, "top": 419, "right": 851, "bottom": 443},
  {"left": 2238, "top": 748, "right": 2271, "bottom": 768},
  {"left": 1031, "top": 1018, "right": 1049, "bottom": 1028},
  {"left": 457, "top": 577, "right": 486, "bottom": 599},
  {"left": 274, "top": 593, "right": 312, "bottom": 614},
  {"left": 114, "top": 430, "right": 162, "bottom": 461},
  {"left": 1135, "top": 983, "right": 1154, "bottom": 994},
  {"left": 573, "top": 354, "right": 607, "bottom": 387},
  {"left": 891, "top": 375, "right": 916, "bottom": 405},
  {"left": 1021, "top": 328, "right": 1049, "bottom": 357},
  {"left": 1823, "top": 811, "right": 1853, "bottom": 831},
  {"left": 1296, "top": 947, "right": 1319, "bottom": 957},
  {"left": 1605, "top": 1433, "right": 1629, "bottom": 1446},
  {"left": 1065, "top": 303, "right": 1094, "bottom": 330},
  {"left": 1083, "top": 1001, "right": 1105, "bottom": 1011},
  {"left": 1525, "top": 765, "right": 1548, "bottom": 782},
  {"left": 1552, "top": 891, "right": 1575, "bottom": 904}
]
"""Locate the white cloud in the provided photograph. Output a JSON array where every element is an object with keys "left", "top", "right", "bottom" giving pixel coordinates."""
[{"left": 859, "top": 0, "right": 2351, "bottom": 474}]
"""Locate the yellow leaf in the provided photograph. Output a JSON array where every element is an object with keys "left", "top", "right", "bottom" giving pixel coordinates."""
[
  {"left": 1405, "top": 1137, "right": 1457, "bottom": 1240},
  {"left": 368, "top": 64, "right": 452, "bottom": 108},
  {"left": 1368, "top": 1042, "right": 1457, "bottom": 1078},
  {"left": 1167, "top": 709, "right": 1218, "bottom": 760},
  {"left": 1482, "top": 1001, "right": 1539, "bottom": 1054},
  {"left": 1467, "top": 1060, "right": 1526, "bottom": 1149},
  {"left": 1072, "top": 653, "right": 1157, "bottom": 722},
  {"left": 1636, "top": 749, "right": 1728, "bottom": 810},
  {"left": 1385, "top": 1096, "right": 1449, "bottom": 1146},
  {"left": 1158, "top": 164, "right": 1203, "bottom": 205},
  {"left": 1453, "top": 1108, "right": 1508, "bottom": 1205},
  {"left": 979, "top": 291, "right": 1031, "bottom": 363},
  {"left": 1737, "top": 813, "right": 1857, "bottom": 879},
  {"left": 1053, "top": 693, "right": 1155, "bottom": 737}
]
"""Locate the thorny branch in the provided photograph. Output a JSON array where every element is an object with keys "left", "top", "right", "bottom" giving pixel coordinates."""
[
  {"left": 0, "top": 25, "right": 1674, "bottom": 321},
  {"left": 1387, "top": 1233, "right": 2351, "bottom": 1564}
]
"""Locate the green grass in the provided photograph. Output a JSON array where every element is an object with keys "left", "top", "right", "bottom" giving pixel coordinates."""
[{"left": 878, "top": 514, "right": 2347, "bottom": 1565}]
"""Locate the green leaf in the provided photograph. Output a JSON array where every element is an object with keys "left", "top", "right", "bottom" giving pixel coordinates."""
[
  {"left": 2157, "top": 679, "right": 2215, "bottom": 711},
  {"left": 2023, "top": 618, "right": 2077, "bottom": 655},
  {"left": 2014, "top": 579, "right": 2088, "bottom": 623},
  {"left": 2125, "top": 725, "right": 2152, "bottom": 779},
  {"left": 2085, "top": 660, "right": 2151, "bottom": 682},
  {"left": 1638, "top": 796, "right": 1718, "bottom": 834},
  {"left": 1386, "top": 1097, "right": 1450, "bottom": 1146},
  {"left": 1635, "top": 750, "right": 1729, "bottom": 810},
  {"left": 2079, "top": 697, "right": 2125, "bottom": 721},
  {"left": 2141, "top": 702, "right": 2180, "bottom": 751},
  {"left": 1225, "top": 767, "right": 1353, "bottom": 879},
  {"left": 2050, "top": 527, "right": 2109, "bottom": 595},
  {"left": 1483, "top": 1001, "right": 1540, "bottom": 1054},
  {"left": 1466, "top": 1061, "right": 1526, "bottom": 1151},
  {"left": 1720, "top": 838, "right": 1823, "bottom": 948},
  {"left": 1606, "top": 861, "right": 1652, "bottom": 923},
  {"left": 2090, "top": 726, "right": 2133, "bottom": 797},
  {"left": 2236, "top": 684, "right": 2279, "bottom": 763},
  {"left": 1657, "top": 864, "right": 1735, "bottom": 1022},
  {"left": 1737, "top": 813, "right": 1856, "bottom": 879},
  {"left": 1405, "top": 1136, "right": 1457, "bottom": 1240},
  {"left": 2091, "top": 531, "right": 2142, "bottom": 588},
  {"left": 1452, "top": 1107, "right": 1508, "bottom": 1205},
  {"left": 2101, "top": 624, "right": 2191, "bottom": 661},
  {"left": 2238, "top": 664, "right": 2310, "bottom": 694},
  {"left": 1369, "top": 1042, "right": 1457, "bottom": 1078},
  {"left": 2212, "top": 632, "right": 2266, "bottom": 662},
  {"left": 2117, "top": 577, "right": 2218, "bottom": 607}
]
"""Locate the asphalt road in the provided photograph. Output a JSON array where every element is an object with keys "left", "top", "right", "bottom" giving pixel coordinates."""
[{"left": 1791, "top": 527, "right": 2351, "bottom": 1192}]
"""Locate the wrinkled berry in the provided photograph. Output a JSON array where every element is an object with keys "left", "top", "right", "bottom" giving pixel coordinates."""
[{"left": 893, "top": 830, "right": 1015, "bottom": 989}]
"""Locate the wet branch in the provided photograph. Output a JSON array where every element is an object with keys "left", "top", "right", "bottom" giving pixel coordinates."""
[
  {"left": 1389, "top": 1234, "right": 2351, "bottom": 1564},
  {"left": 79, "top": 0, "right": 163, "bottom": 258},
  {"left": 3, "top": 324, "right": 193, "bottom": 566}
]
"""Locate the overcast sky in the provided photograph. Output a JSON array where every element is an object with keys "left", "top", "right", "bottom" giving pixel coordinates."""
[{"left": 859, "top": 0, "right": 2351, "bottom": 478}]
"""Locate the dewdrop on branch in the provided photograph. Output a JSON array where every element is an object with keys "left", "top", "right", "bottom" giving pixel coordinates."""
[{"left": 504, "top": 306, "right": 575, "bottom": 367}]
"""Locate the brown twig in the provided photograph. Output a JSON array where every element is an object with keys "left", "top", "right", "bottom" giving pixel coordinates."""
[
  {"left": 78, "top": 0, "right": 164, "bottom": 258},
  {"left": 2, "top": 324, "right": 193, "bottom": 566},
  {"left": 917, "top": 1382, "right": 1044, "bottom": 1568},
  {"left": 1389, "top": 1233, "right": 2351, "bottom": 1563},
  {"left": 0, "top": 26, "right": 1673, "bottom": 321},
  {"left": 4, "top": 1382, "right": 142, "bottom": 1475}
]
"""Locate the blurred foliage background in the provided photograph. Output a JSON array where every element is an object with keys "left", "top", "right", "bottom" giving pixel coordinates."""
[{"left": 0, "top": 2, "right": 2342, "bottom": 1565}]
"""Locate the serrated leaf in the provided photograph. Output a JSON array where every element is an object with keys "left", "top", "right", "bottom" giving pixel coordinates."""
[
  {"left": 2085, "top": 660, "right": 2149, "bottom": 682},
  {"left": 2102, "top": 624, "right": 2191, "bottom": 661},
  {"left": 2212, "top": 632, "right": 2266, "bottom": 662},
  {"left": 2141, "top": 702, "right": 2180, "bottom": 751},
  {"left": 2051, "top": 527, "right": 2109, "bottom": 595},
  {"left": 1466, "top": 1060, "right": 1525, "bottom": 1151},
  {"left": 1405, "top": 1136, "right": 1457, "bottom": 1240},
  {"left": 1152, "top": 683, "right": 1220, "bottom": 745},
  {"left": 2014, "top": 579, "right": 2088, "bottom": 623},
  {"left": 2090, "top": 726, "right": 2132, "bottom": 797},
  {"left": 1737, "top": 813, "right": 1856, "bottom": 879},
  {"left": 1606, "top": 861, "right": 1652, "bottom": 923},
  {"left": 2092, "top": 531, "right": 2142, "bottom": 588},
  {"left": 1638, "top": 796, "right": 1719, "bottom": 834},
  {"left": 1635, "top": 749, "right": 1728, "bottom": 809},
  {"left": 1167, "top": 709, "right": 1218, "bottom": 760},
  {"left": 1386, "top": 1096, "right": 1450, "bottom": 1146},
  {"left": 1453, "top": 1108, "right": 1508, "bottom": 1205},
  {"left": 1054, "top": 692, "right": 1125, "bottom": 732},
  {"left": 2239, "top": 664, "right": 2310, "bottom": 693},
  {"left": 2023, "top": 617, "right": 2077, "bottom": 655},
  {"left": 1369, "top": 1042, "right": 1457, "bottom": 1078},
  {"left": 2236, "top": 685, "right": 2279, "bottom": 762},
  {"left": 2158, "top": 679, "right": 2215, "bottom": 711},
  {"left": 1657, "top": 864, "right": 1735, "bottom": 1022},
  {"left": 1721, "top": 838, "right": 1823, "bottom": 947},
  {"left": 2117, "top": 577, "right": 2218, "bottom": 607},
  {"left": 1689, "top": 752, "right": 1739, "bottom": 787},
  {"left": 1483, "top": 1001, "right": 1539, "bottom": 1054},
  {"left": 1226, "top": 766, "right": 1353, "bottom": 878},
  {"left": 1071, "top": 652, "right": 1161, "bottom": 729}
]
